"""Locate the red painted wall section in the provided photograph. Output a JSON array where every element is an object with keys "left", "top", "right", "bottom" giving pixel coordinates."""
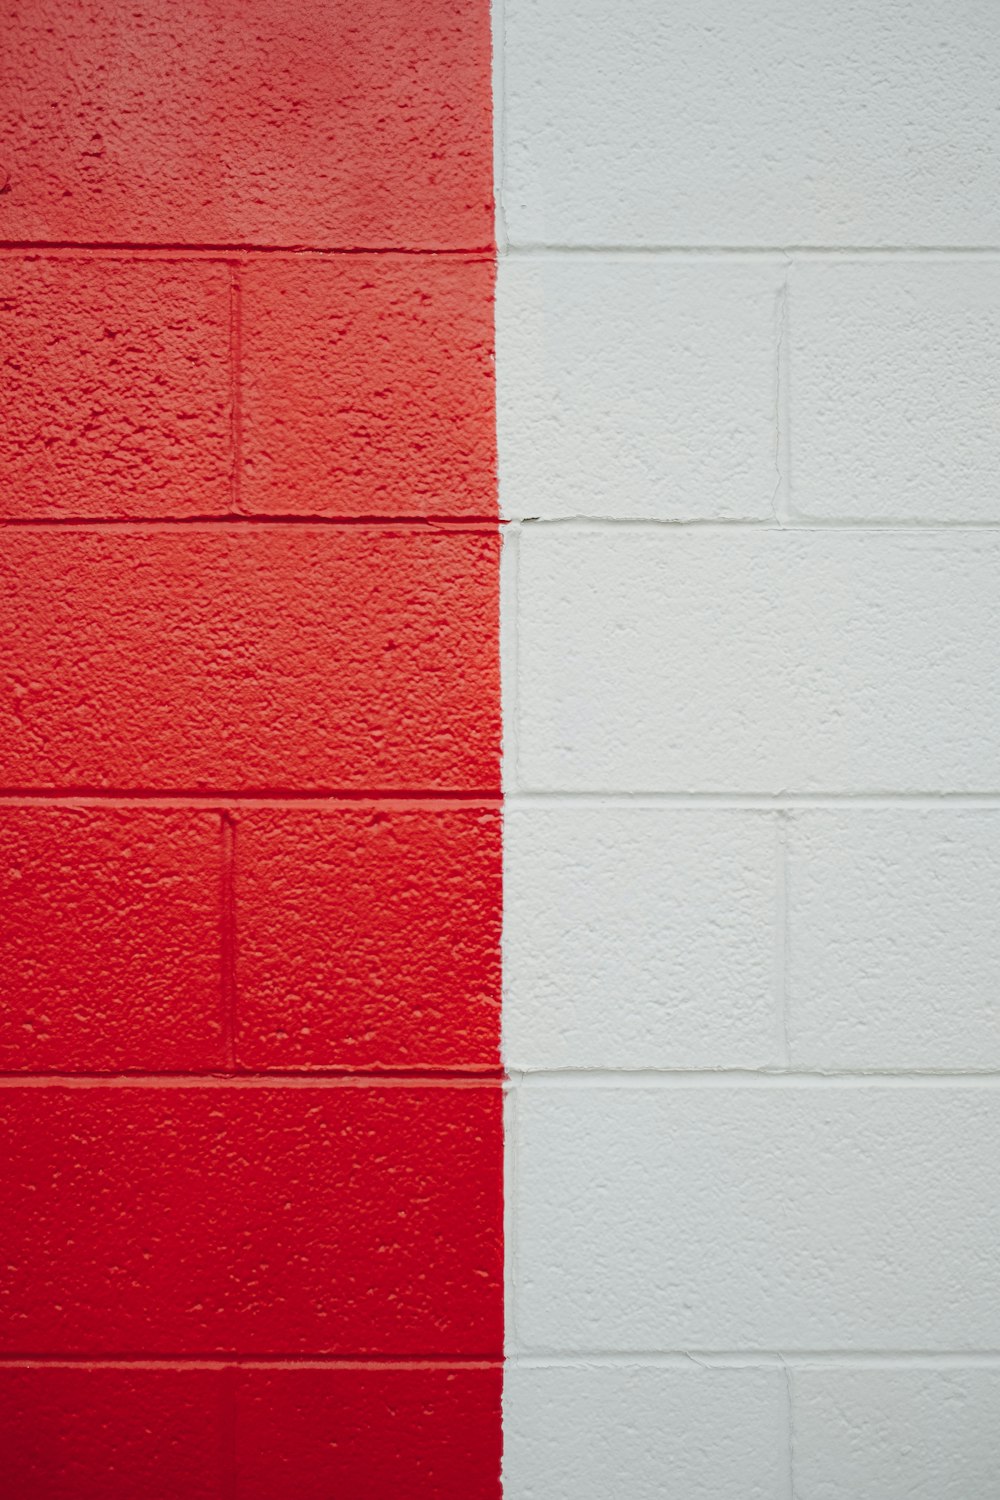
[
  {"left": 0, "top": 253, "right": 497, "bottom": 520},
  {"left": 0, "top": 257, "right": 233, "bottom": 518},
  {"left": 234, "top": 807, "right": 502, "bottom": 1071},
  {"left": 0, "top": 0, "right": 494, "bottom": 249},
  {"left": 240, "top": 256, "right": 498, "bottom": 518},
  {"left": 1, "top": 1087, "right": 503, "bottom": 1357},
  {"left": 0, "top": 809, "right": 225, "bottom": 1072},
  {"left": 0, "top": 530, "right": 500, "bottom": 791},
  {"left": 0, "top": 1, "right": 501, "bottom": 1494},
  {"left": 0, "top": 1366, "right": 503, "bottom": 1500}
]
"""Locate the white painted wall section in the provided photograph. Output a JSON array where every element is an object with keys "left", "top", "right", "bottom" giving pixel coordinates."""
[
  {"left": 793, "top": 1368, "right": 1000, "bottom": 1499},
  {"left": 504, "top": 808, "right": 778, "bottom": 1069},
  {"left": 497, "top": 258, "right": 782, "bottom": 520},
  {"left": 515, "top": 1086, "right": 1000, "bottom": 1352},
  {"left": 516, "top": 529, "right": 1000, "bottom": 794},
  {"left": 503, "top": 0, "right": 1000, "bottom": 248},
  {"left": 497, "top": 0, "right": 1000, "bottom": 1493},
  {"left": 787, "top": 811, "right": 1000, "bottom": 1070},
  {"left": 503, "top": 1365, "right": 787, "bottom": 1499},
  {"left": 788, "top": 260, "right": 1000, "bottom": 521}
]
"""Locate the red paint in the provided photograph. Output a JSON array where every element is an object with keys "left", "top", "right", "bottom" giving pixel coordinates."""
[
  {"left": 0, "top": 529, "right": 500, "bottom": 792},
  {"left": 0, "top": 252, "right": 498, "bottom": 523},
  {"left": 0, "top": 0, "right": 493, "bottom": 249},
  {"left": 0, "top": 1085, "right": 503, "bottom": 1356},
  {"left": 234, "top": 1366, "right": 502, "bottom": 1499},
  {"left": 241, "top": 255, "right": 497, "bottom": 518},
  {"left": 0, "top": 1366, "right": 502, "bottom": 1499},
  {"left": 0, "top": 1367, "right": 226, "bottom": 1499},
  {"left": 234, "top": 807, "right": 501, "bottom": 1070},
  {"left": 0, "top": 809, "right": 223, "bottom": 1072},
  {"left": 0, "top": 0, "right": 500, "bottom": 1487},
  {"left": 0, "top": 257, "right": 231, "bottom": 519}
]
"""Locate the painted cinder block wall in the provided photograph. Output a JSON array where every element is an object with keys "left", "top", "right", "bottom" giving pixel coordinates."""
[
  {"left": 498, "top": 0, "right": 1000, "bottom": 1495},
  {"left": 4, "top": 0, "right": 1000, "bottom": 1494},
  {"left": 0, "top": 2, "right": 502, "bottom": 1495}
]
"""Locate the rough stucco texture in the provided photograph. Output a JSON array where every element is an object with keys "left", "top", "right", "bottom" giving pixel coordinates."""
[
  {"left": 234, "top": 806, "right": 502, "bottom": 1071},
  {"left": 0, "top": 528, "right": 500, "bottom": 792},
  {"left": 0, "top": 1085, "right": 503, "bottom": 1356},
  {"left": 0, "top": 0, "right": 502, "bottom": 1494},
  {"left": 0, "top": 0, "right": 494, "bottom": 248}
]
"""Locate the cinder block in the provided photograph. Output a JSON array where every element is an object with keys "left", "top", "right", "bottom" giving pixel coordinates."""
[
  {"left": 788, "top": 811, "right": 1000, "bottom": 1070},
  {"left": 790, "top": 260, "right": 1000, "bottom": 521},
  {"left": 794, "top": 1368, "right": 1000, "bottom": 1500},
  {"left": 234, "top": 807, "right": 501, "bottom": 1071},
  {"left": 0, "top": 1084, "right": 503, "bottom": 1355},
  {"left": 497, "top": 257, "right": 780, "bottom": 519},
  {"left": 0, "top": 0, "right": 492, "bottom": 248},
  {"left": 0, "top": 256, "right": 230, "bottom": 518},
  {"left": 503, "top": 1365, "right": 786, "bottom": 1500},
  {"left": 0, "top": 808, "right": 223, "bottom": 1072},
  {"left": 0, "top": 1364, "right": 504, "bottom": 1498},
  {"left": 241, "top": 256, "right": 496, "bottom": 517},
  {"left": 503, "top": 808, "right": 777, "bottom": 1069},
  {"left": 0, "top": 529, "right": 500, "bottom": 792},
  {"left": 234, "top": 1367, "right": 502, "bottom": 1499},
  {"left": 0, "top": 1366, "right": 225, "bottom": 1500},
  {"left": 504, "top": 0, "right": 1000, "bottom": 246},
  {"left": 517, "top": 529, "right": 1000, "bottom": 793},
  {"left": 515, "top": 1086, "right": 1000, "bottom": 1349}
]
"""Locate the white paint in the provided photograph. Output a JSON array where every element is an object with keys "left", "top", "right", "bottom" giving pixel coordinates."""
[
  {"left": 794, "top": 1368, "right": 1000, "bottom": 1498},
  {"left": 503, "top": 1364, "right": 787, "bottom": 1498},
  {"left": 497, "top": 257, "right": 781, "bottom": 519},
  {"left": 503, "top": 0, "right": 1000, "bottom": 248},
  {"left": 503, "top": 807, "right": 778, "bottom": 1069},
  {"left": 496, "top": 1, "right": 1000, "bottom": 1493},
  {"left": 787, "top": 811, "right": 1000, "bottom": 1070},
  {"left": 515, "top": 1086, "right": 1000, "bottom": 1351},
  {"left": 789, "top": 260, "right": 1000, "bottom": 521},
  {"left": 516, "top": 528, "right": 1000, "bottom": 793}
]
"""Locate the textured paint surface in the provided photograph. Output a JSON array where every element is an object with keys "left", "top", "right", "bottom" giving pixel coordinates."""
[
  {"left": 0, "top": 1366, "right": 502, "bottom": 1500},
  {"left": 0, "top": 1086, "right": 503, "bottom": 1356},
  {"left": 0, "top": 809, "right": 223, "bottom": 1072},
  {"left": 497, "top": 257, "right": 780, "bottom": 520},
  {"left": 235, "top": 807, "right": 501, "bottom": 1070},
  {"left": 504, "top": 1366, "right": 787, "bottom": 1500},
  {"left": 0, "top": 0, "right": 493, "bottom": 248},
  {"left": 0, "top": 257, "right": 231, "bottom": 518},
  {"left": 500, "top": 2, "right": 1000, "bottom": 1493},
  {"left": 786, "top": 811, "right": 1000, "bottom": 1069},
  {"left": 788, "top": 260, "right": 1000, "bottom": 521},
  {"left": 233, "top": 1367, "right": 503, "bottom": 1498},
  {"left": 0, "top": 529, "right": 500, "bottom": 791},
  {"left": 794, "top": 1369, "right": 1000, "bottom": 1500},
  {"left": 503, "top": 807, "right": 776, "bottom": 1070},
  {"left": 0, "top": 251, "right": 499, "bottom": 522},
  {"left": 241, "top": 256, "right": 497, "bottom": 517},
  {"left": 0, "top": 1368, "right": 226, "bottom": 1500},
  {"left": 517, "top": 529, "right": 1000, "bottom": 793},
  {"left": 516, "top": 1088, "right": 1000, "bottom": 1350},
  {"left": 0, "top": 0, "right": 500, "bottom": 1493},
  {"left": 504, "top": 0, "right": 1000, "bottom": 246}
]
